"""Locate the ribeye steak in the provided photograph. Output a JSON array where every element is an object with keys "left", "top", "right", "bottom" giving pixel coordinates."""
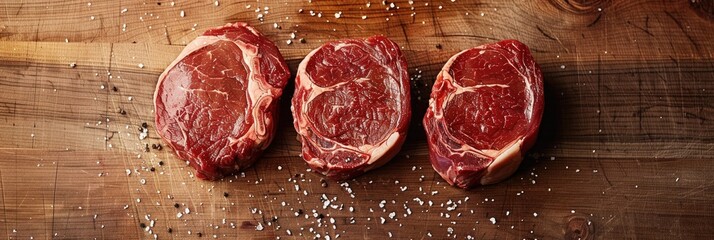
[
  {"left": 292, "top": 36, "right": 411, "bottom": 180},
  {"left": 423, "top": 39, "right": 544, "bottom": 188},
  {"left": 154, "top": 22, "right": 290, "bottom": 180}
]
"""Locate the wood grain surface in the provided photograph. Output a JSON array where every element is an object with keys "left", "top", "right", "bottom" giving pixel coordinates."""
[{"left": 1, "top": 0, "right": 713, "bottom": 239}]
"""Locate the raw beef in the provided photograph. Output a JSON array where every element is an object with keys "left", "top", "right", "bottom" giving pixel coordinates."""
[
  {"left": 154, "top": 22, "right": 290, "bottom": 180},
  {"left": 423, "top": 39, "right": 544, "bottom": 188},
  {"left": 292, "top": 36, "right": 411, "bottom": 180}
]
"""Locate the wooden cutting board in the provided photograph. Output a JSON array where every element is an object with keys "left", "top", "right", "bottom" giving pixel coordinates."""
[{"left": 1, "top": 0, "right": 712, "bottom": 239}]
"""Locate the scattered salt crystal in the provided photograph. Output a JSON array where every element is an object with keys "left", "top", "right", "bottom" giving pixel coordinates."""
[
  {"left": 489, "top": 217, "right": 496, "bottom": 224},
  {"left": 180, "top": 10, "right": 185, "bottom": 17}
]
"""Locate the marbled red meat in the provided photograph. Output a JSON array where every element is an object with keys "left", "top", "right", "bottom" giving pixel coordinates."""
[
  {"left": 154, "top": 22, "right": 290, "bottom": 180},
  {"left": 423, "top": 39, "right": 544, "bottom": 188},
  {"left": 292, "top": 36, "right": 411, "bottom": 180}
]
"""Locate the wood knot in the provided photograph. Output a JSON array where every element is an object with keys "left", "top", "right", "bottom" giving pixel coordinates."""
[
  {"left": 563, "top": 214, "right": 594, "bottom": 240},
  {"left": 549, "top": 0, "right": 608, "bottom": 14},
  {"left": 691, "top": 0, "right": 714, "bottom": 21}
]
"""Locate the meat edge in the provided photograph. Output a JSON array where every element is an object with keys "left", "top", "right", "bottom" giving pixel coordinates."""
[
  {"left": 423, "top": 40, "right": 543, "bottom": 188},
  {"left": 154, "top": 23, "right": 287, "bottom": 179}
]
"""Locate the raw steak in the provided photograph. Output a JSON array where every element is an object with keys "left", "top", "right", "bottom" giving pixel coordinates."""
[
  {"left": 292, "top": 36, "right": 411, "bottom": 180},
  {"left": 423, "top": 40, "right": 544, "bottom": 188},
  {"left": 154, "top": 22, "right": 290, "bottom": 180}
]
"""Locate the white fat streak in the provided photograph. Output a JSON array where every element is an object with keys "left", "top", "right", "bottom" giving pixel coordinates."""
[
  {"left": 179, "top": 87, "right": 229, "bottom": 97},
  {"left": 480, "top": 139, "right": 523, "bottom": 185},
  {"left": 333, "top": 42, "right": 355, "bottom": 51},
  {"left": 446, "top": 138, "right": 520, "bottom": 159},
  {"left": 295, "top": 43, "right": 403, "bottom": 168},
  {"left": 450, "top": 83, "right": 509, "bottom": 96},
  {"left": 305, "top": 156, "right": 324, "bottom": 168},
  {"left": 234, "top": 35, "right": 276, "bottom": 145},
  {"left": 364, "top": 132, "right": 400, "bottom": 164},
  {"left": 441, "top": 139, "right": 523, "bottom": 186},
  {"left": 294, "top": 44, "right": 323, "bottom": 137}
]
